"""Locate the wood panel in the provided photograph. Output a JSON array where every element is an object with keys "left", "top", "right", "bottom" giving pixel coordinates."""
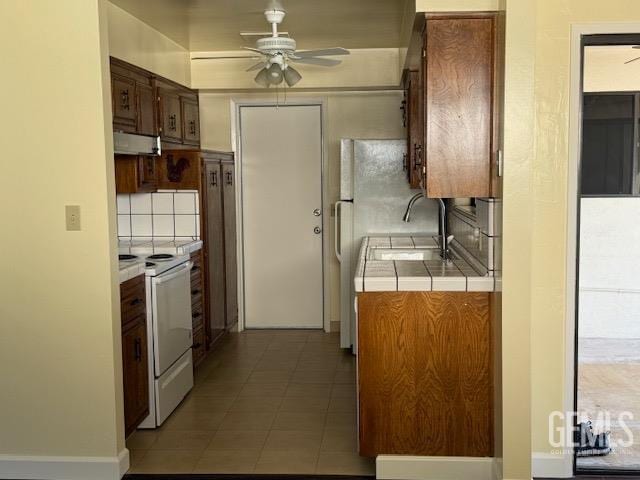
[
  {"left": 159, "top": 88, "right": 182, "bottom": 142},
  {"left": 424, "top": 15, "right": 495, "bottom": 198},
  {"left": 122, "top": 320, "right": 149, "bottom": 437},
  {"left": 157, "top": 150, "right": 201, "bottom": 190},
  {"left": 114, "top": 155, "right": 157, "bottom": 194},
  {"left": 222, "top": 161, "right": 238, "bottom": 329},
  {"left": 112, "top": 74, "right": 137, "bottom": 133},
  {"left": 190, "top": 250, "right": 207, "bottom": 366},
  {"left": 182, "top": 98, "right": 200, "bottom": 145},
  {"left": 204, "top": 160, "right": 226, "bottom": 345},
  {"left": 137, "top": 82, "right": 157, "bottom": 136},
  {"left": 357, "top": 291, "right": 492, "bottom": 457}
]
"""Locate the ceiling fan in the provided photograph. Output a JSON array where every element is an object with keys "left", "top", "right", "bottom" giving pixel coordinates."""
[
  {"left": 624, "top": 45, "right": 640, "bottom": 64},
  {"left": 192, "top": 7, "right": 350, "bottom": 87}
]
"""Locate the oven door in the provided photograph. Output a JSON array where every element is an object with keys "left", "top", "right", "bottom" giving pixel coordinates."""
[{"left": 151, "top": 261, "right": 193, "bottom": 375}]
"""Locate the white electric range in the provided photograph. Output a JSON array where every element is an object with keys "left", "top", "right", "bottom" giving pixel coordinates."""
[{"left": 137, "top": 252, "right": 194, "bottom": 428}]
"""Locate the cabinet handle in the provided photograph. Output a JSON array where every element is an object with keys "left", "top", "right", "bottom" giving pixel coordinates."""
[
  {"left": 192, "top": 265, "right": 200, "bottom": 272},
  {"left": 225, "top": 171, "right": 233, "bottom": 186},
  {"left": 169, "top": 114, "right": 176, "bottom": 131},
  {"left": 134, "top": 338, "right": 142, "bottom": 362},
  {"left": 192, "top": 312, "right": 202, "bottom": 319},
  {"left": 210, "top": 171, "right": 217, "bottom": 186},
  {"left": 193, "top": 343, "right": 202, "bottom": 348},
  {"left": 414, "top": 144, "right": 423, "bottom": 167},
  {"left": 189, "top": 120, "right": 196, "bottom": 136},
  {"left": 129, "top": 298, "right": 142, "bottom": 307},
  {"left": 191, "top": 289, "right": 201, "bottom": 295},
  {"left": 121, "top": 89, "right": 130, "bottom": 111},
  {"left": 402, "top": 153, "right": 408, "bottom": 172}
]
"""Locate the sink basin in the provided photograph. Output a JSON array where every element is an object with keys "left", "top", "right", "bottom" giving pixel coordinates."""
[{"left": 368, "top": 248, "right": 451, "bottom": 261}]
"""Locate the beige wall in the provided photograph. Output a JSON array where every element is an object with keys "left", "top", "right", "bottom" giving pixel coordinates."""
[
  {"left": 108, "top": 2, "right": 191, "bottom": 87},
  {"left": 191, "top": 49, "right": 401, "bottom": 90},
  {"left": 528, "top": 0, "right": 640, "bottom": 460},
  {"left": 0, "top": 0, "right": 123, "bottom": 466},
  {"left": 199, "top": 91, "right": 404, "bottom": 326}
]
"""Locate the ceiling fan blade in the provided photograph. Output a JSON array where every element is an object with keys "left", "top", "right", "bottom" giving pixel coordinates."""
[
  {"left": 192, "top": 55, "right": 261, "bottom": 60},
  {"left": 291, "top": 57, "right": 342, "bottom": 67},
  {"left": 247, "top": 62, "right": 266, "bottom": 72},
  {"left": 293, "top": 48, "right": 350, "bottom": 58},
  {"left": 243, "top": 47, "right": 265, "bottom": 54},
  {"left": 625, "top": 56, "right": 640, "bottom": 64}
]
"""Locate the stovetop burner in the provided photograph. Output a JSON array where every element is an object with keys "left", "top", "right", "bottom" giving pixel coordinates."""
[
  {"left": 119, "top": 254, "right": 139, "bottom": 262},
  {"left": 147, "top": 254, "right": 174, "bottom": 262}
]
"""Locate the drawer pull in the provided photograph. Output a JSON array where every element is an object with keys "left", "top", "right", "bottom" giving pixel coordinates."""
[
  {"left": 134, "top": 338, "right": 142, "bottom": 362},
  {"left": 193, "top": 343, "right": 202, "bottom": 348},
  {"left": 129, "top": 298, "right": 143, "bottom": 307},
  {"left": 191, "top": 289, "right": 200, "bottom": 295},
  {"left": 192, "top": 312, "right": 202, "bottom": 319},
  {"left": 192, "top": 265, "right": 200, "bottom": 272}
]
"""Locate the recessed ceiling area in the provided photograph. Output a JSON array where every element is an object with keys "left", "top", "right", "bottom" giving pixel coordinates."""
[{"left": 109, "top": 0, "right": 408, "bottom": 51}]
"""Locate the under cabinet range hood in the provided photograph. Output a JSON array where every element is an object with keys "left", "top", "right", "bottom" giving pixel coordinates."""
[{"left": 113, "top": 131, "right": 161, "bottom": 156}]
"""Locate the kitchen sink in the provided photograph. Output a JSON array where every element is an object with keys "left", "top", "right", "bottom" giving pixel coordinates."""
[{"left": 368, "top": 247, "right": 454, "bottom": 261}]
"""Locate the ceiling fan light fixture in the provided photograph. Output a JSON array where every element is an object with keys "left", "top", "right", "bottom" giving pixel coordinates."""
[
  {"left": 267, "top": 63, "right": 284, "bottom": 85},
  {"left": 283, "top": 65, "right": 302, "bottom": 87},
  {"left": 254, "top": 68, "right": 271, "bottom": 87}
]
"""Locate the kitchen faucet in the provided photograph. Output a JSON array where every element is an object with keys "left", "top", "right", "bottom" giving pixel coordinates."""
[{"left": 402, "top": 193, "right": 450, "bottom": 261}]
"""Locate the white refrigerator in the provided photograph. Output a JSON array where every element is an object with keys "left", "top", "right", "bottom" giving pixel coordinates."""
[{"left": 335, "top": 139, "right": 439, "bottom": 350}]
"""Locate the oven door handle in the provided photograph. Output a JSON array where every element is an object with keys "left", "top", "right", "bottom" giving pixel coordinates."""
[{"left": 154, "top": 261, "right": 193, "bottom": 285}]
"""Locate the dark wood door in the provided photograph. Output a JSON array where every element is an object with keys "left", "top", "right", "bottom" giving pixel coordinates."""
[
  {"left": 204, "top": 161, "right": 226, "bottom": 342},
  {"left": 182, "top": 98, "right": 200, "bottom": 145},
  {"left": 222, "top": 162, "right": 238, "bottom": 329},
  {"left": 405, "top": 70, "right": 423, "bottom": 189},
  {"left": 122, "top": 319, "right": 149, "bottom": 437},
  {"left": 138, "top": 156, "right": 158, "bottom": 192},
  {"left": 112, "top": 74, "right": 137, "bottom": 133},
  {"left": 159, "top": 89, "right": 182, "bottom": 142},
  {"left": 424, "top": 15, "right": 495, "bottom": 198},
  {"left": 137, "top": 83, "right": 157, "bottom": 136},
  {"left": 357, "top": 291, "right": 492, "bottom": 457}
]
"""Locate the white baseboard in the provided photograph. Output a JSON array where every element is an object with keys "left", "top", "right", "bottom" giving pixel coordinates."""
[
  {"left": 532, "top": 452, "right": 573, "bottom": 478},
  {"left": 0, "top": 448, "right": 130, "bottom": 480},
  {"left": 492, "top": 457, "right": 503, "bottom": 480},
  {"left": 376, "top": 455, "right": 496, "bottom": 480}
]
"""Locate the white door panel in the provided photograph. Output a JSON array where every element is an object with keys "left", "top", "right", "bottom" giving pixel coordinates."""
[{"left": 241, "top": 105, "right": 323, "bottom": 329}]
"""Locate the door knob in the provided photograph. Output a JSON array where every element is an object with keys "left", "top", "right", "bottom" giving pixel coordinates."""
[
  {"left": 313, "top": 208, "right": 321, "bottom": 217},
  {"left": 314, "top": 226, "right": 322, "bottom": 234}
]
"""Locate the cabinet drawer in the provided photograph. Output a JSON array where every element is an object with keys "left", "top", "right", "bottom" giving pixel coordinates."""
[
  {"left": 120, "top": 275, "right": 146, "bottom": 326},
  {"left": 192, "top": 327, "right": 206, "bottom": 366}
]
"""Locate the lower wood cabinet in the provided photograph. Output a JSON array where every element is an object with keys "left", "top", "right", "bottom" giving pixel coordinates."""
[
  {"left": 120, "top": 275, "right": 149, "bottom": 437},
  {"left": 357, "top": 291, "right": 492, "bottom": 457},
  {"left": 190, "top": 250, "right": 207, "bottom": 366}
]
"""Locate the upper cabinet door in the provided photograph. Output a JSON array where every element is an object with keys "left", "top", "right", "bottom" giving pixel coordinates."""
[
  {"left": 159, "top": 88, "right": 183, "bottom": 142},
  {"left": 424, "top": 15, "right": 496, "bottom": 198},
  {"left": 404, "top": 70, "right": 423, "bottom": 190},
  {"left": 182, "top": 98, "right": 200, "bottom": 145},
  {"left": 112, "top": 74, "right": 137, "bottom": 133},
  {"left": 137, "top": 83, "right": 157, "bottom": 136}
]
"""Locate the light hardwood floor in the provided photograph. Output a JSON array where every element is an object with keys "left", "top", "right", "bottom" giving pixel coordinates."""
[{"left": 126, "top": 330, "right": 374, "bottom": 475}]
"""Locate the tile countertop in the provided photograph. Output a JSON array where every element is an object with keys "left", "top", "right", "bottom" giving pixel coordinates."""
[
  {"left": 354, "top": 236, "right": 496, "bottom": 293},
  {"left": 118, "top": 238, "right": 203, "bottom": 256},
  {"left": 119, "top": 260, "right": 146, "bottom": 284}
]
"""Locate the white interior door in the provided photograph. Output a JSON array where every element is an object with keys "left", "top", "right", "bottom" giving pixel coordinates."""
[{"left": 240, "top": 105, "right": 323, "bottom": 329}]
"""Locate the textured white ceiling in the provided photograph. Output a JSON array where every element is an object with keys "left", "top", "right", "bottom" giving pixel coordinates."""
[{"left": 110, "top": 0, "right": 408, "bottom": 51}]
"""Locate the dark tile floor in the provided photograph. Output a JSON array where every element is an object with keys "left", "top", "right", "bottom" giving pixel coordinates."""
[{"left": 126, "top": 330, "right": 374, "bottom": 475}]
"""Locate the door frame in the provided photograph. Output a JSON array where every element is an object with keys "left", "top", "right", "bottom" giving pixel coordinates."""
[
  {"left": 566, "top": 23, "right": 640, "bottom": 477},
  {"left": 231, "top": 99, "right": 330, "bottom": 332}
]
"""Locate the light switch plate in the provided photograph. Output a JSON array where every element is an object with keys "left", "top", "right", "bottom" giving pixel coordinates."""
[{"left": 65, "top": 205, "right": 81, "bottom": 231}]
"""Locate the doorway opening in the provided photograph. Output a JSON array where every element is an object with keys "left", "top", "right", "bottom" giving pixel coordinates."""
[{"left": 574, "top": 33, "right": 640, "bottom": 474}]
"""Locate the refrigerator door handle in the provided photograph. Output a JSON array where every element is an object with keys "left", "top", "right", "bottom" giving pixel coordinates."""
[{"left": 335, "top": 201, "right": 344, "bottom": 262}]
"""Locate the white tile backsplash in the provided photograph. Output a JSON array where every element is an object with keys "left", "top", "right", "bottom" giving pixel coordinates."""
[
  {"left": 174, "top": 192, "right": 197, "bottom": 214},
  {"left": 130, "top": 193, "right": 152, "bottom": 214},
  {"left": 131, "top": 215, "right": 152, "bottom": 236},
  {"left": 153, "top": 214, "right": 175, "bottom": 237},
  {"left": 117, "top": 191, "right": 200, "bottom": 241},
  {"left": 152, "top": 193, "right": 174, "bottom": 215}
]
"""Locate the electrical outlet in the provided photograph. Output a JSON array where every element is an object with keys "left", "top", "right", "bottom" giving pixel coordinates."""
[{"left": 65, "top": 205, "right": 81, "bottom": 231}]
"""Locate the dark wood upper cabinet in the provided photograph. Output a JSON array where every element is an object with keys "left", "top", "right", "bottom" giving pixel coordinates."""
[
  {"left": 114, "top": 154, "right": 158, "bottom": 194},
  {"left": 422, "top": 14, "right": 498, "bottom": 198},
  {"left": 159, "top": 88, "right": 183, "bottom": 143},
  {"left": 402, "top": 69, "right": 423, "bottom": 189},
  {"left": 137, "top": 83, "right": 157, "bottom": 136},
  {"left": 112, "top": 74, "right": 137, "bottom": 133},
  {"left": 182, "top": 98, "right": 201, "bottom": 145}
]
